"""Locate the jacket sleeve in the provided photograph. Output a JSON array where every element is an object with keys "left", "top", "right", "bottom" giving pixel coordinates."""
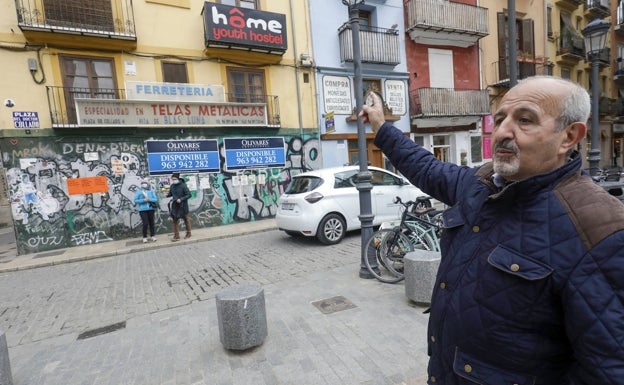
[
  {"left": 148, "top": 190, "right": 158, "bottom": 203},
  {"left": 180, "top": 184, "right": 191, "bottom": 201},
  {"left": 564, "top": 231, "right": 624, "bottom": 384},
  {"left": 373, "top": 122, "right": 475, "bottom": 206},
  {"left": 134, "top": 190, "right": 144, "bottom": 205}
]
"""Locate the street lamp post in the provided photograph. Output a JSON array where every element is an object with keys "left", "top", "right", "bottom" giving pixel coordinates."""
[
  {"left": 341, "top": 0, "right": 375, "bottom": 278},
  {"left": 582, "top": 18, "right": 611, "bottom": 176}
]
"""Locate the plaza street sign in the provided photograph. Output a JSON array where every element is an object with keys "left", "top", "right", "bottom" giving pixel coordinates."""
[
  {"left": 12, "top": 111, "right": 40, "bottom": 128},
  {"left": 223, "top": 137, "right": 285, "bottom": 170},
  {"left": 146, "top": 140, "right": 220, "bottom": 175}
]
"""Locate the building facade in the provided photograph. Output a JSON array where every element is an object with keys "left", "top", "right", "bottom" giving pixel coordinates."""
[
  {"left": 0, "top": 0, "right": 318, "bottom": 254},
  {"left": 309, "top": 0, "right": 411, "bottom": 169},
  {"left": 405, "top": 0, "right": 490, "bottom": 168},
  {"left": 481, "top": 0, "right": 618, "bottom": 170}
]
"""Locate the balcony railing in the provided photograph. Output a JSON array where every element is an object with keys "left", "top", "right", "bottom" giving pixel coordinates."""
[
  {"left": 405, "top": 0, "right": 488, "bottom": 48},
  {"left": 409, "top": 88, "right": 490, "bottom": 118},
  {"left": 47, "top": 87, "right": 280, "bottom": 128},
  {"left": 338, "top": 25, "right": 400, "bottom": 66},
  {"left": 587, "top": 47, "right": 611, "bottom": 67},
  {"left": 556, "top": 34, "right": 585, "bottom": 65},
  {"left": 585, "top": 0, "right": 611, "bottom": 18},
  {"left": 490, "top": 60, "right": 554, "bottom": 87},
  {"left": 15, "top": 0, "right": 136, "bottom": 40}
]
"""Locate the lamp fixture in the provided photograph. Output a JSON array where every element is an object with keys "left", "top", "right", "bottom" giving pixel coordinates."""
[
  {"left": 582, "top": 18, "right": 610, "bottom": 57},
  {"left": 582, "top": 17, "right": 611, "bottom": 176}
]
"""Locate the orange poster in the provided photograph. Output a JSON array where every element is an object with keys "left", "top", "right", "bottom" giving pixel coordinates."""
[{"left": 66, "top": 176, "right": 109, "bottom": 195}]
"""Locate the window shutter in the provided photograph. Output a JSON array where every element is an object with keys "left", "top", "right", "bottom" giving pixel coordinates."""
[{"left": 497, "top": 13, "right": 508, "bottom": 81}]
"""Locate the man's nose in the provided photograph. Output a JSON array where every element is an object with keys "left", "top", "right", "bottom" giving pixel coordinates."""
[{"left": 494, "top": 117, "right": 514, "bottom": 138}]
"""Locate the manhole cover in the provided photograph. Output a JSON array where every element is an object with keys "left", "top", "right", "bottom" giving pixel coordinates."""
[
  {"left": 77, "top": 321, "right": 126, "bottom": 340},
  {"left": 33, "top": 250, "right": 66, "bottom": 259},
  {"left": 311, "top": 295, "right": 356, "bottom": 314}
]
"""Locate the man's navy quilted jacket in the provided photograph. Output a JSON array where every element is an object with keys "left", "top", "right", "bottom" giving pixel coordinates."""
[{"left": 374, "top": 123, "right": 624, "bottom": 385}]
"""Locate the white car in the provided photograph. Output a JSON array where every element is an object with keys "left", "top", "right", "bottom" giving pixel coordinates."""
[{"left": 276, "top": 166, "right": 427, "bottom": 245}]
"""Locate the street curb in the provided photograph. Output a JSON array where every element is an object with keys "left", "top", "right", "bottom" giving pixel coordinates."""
[{"left": 0, "top": 220, "right": 278, "bottom": 273}]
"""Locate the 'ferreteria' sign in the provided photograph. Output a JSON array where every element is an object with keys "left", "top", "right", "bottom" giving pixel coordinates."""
[{"left": 75, "top": 99, "right": 268, "bottom": 127}]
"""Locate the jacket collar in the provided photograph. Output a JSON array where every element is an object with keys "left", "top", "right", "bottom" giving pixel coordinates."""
[{"left": 476, "top": 156, "right": 582, "bottom": 199}]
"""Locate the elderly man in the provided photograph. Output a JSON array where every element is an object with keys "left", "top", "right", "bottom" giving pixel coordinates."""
[{"left": 360, "top": 76, "right": 624, "bottom": 384}]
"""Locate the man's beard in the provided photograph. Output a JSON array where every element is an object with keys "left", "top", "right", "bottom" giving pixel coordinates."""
[{"left": 492, "top": 140, "right": 520, "bottom": 177}]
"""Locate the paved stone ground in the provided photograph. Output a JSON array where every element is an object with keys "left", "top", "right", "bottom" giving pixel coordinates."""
[{"left": 0, "top": 230, "right": 431, "bottom": 385}]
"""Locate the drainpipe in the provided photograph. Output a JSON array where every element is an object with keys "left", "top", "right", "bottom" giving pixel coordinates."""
[{"left": 290, "top": 0, "right": 306, "bottom": 165}]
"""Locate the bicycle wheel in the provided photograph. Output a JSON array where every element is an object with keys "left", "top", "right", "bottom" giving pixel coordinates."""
[{"left": 364, "top": 229, "right": 413, "bottom": 283}]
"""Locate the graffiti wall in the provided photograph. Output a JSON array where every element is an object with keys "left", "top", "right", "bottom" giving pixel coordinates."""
[{"left": 1, "top": 133, "right": 320, "bottom": 255}]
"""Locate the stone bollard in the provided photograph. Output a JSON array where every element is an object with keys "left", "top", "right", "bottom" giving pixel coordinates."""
[
  {"left": 216, "top": 284, "right": 267, "bottom": 350},
  {"left": 404, "top": 250, "right": 441, "bottom": 305},
  {"left": 0, "top": 330, "right": 13, "bottom": 385}
]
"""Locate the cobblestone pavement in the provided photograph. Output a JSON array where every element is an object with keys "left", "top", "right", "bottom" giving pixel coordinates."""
[{"left": 0, "top": 230, "right": 430, "bottom": 385}]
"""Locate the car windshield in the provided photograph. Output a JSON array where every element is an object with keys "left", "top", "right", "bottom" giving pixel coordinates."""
[{"left": 285, "top": 176, "right": 323, "bottom": 194}]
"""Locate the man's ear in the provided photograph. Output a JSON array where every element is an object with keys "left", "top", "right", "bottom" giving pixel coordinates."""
[{"left": 560, "top": 122, "right": 587, "bottom": 154}]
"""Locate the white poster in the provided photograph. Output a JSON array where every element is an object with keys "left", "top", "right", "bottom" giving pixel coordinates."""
[
  {"left": 384, "top": 80, "right": 406, "bottom": 116},
  {"left": 323, "top": 75, "right": 352, "bottom": 115}
]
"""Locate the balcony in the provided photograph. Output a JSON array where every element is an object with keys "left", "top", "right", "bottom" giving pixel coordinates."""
[
  {"left": 338, "top": 25, "right": 400, "bottom": 66},
  {"left": 556, "top": 34, "right": 585, "bottom": 65},
  {"left": 555, "top": 0, "right": 584, "bottom": 12},
  {"left": 587, "top": 47, "right": 611, "bottom": 68},
  {"left": 409, "top": 88, "right": 490, "bottom": 128},
  {"left": 15, "top": 0, "right": 136, "bottom": 49},
  {"left": 584, "top": 0, "right": 610, "bottom": 19},
  {"left": 489, "top": 58, "right": 553, "bottom": 88},
  {"left": 405, "top": 0, "right": 488, "bottom": 48},
  {"left": 46, "top": 86, "right": 281, "bottom": 128}
]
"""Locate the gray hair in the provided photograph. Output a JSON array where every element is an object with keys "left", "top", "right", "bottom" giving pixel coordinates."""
[{"left": 517, "top": 76, "right": 590, "bottom": 132}]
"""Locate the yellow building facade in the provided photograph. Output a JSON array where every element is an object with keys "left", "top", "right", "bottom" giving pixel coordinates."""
[{"left": 0, "top": 0, "right": 319, "bottom": 254}]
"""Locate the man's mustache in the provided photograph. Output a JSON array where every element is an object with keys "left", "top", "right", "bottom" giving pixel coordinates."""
[{"left": 494, "top": 140, "right": 519, "bottom": 154}]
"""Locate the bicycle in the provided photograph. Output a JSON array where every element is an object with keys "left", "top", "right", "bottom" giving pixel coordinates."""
[{"left": 364, "top": 196, "right": 443, "bottom": 283}]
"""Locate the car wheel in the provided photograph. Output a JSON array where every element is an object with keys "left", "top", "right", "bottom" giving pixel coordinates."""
[{"left": 316, "top": 214, "right": 346, "bottom": 245}]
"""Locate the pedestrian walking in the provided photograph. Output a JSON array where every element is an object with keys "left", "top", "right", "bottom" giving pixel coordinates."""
[
  {"left": 360, "top": 75, "right": 624, "bottom": 384},
  {"left": 134, "top": 178, "right": 158, "bottom": 243},
  {"left": 167, "top": 172, "right": 192, "bottom": 241}
]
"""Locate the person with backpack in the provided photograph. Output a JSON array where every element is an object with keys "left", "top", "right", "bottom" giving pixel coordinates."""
[{"left": 134, "top": 177, "right": 158, "bottom": 243}]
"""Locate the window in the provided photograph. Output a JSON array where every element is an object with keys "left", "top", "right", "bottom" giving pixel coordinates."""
[
  {"left": 226, "top": 67, "right": 266, "bottom": 103},
  {"left": 162, "top": 62, "right": 188, "bottom": 83},
  {"left": 370, "top": 170, "right": 401, "bottom": 186},
  {"left": 470, "top": 136, "right": 482, "bottom": 164},
  {"left": 44, "top": 0, "right": 114, "bottom": 31},
  {"left": 334, "top": 170, "right": 358, "bottom": 189},
  {"left": 561, "top": 67, "right": 571, "bottom": 79},
  {"left": 546, "top": 6, "right": 553, "bottom": 38},
  {"left": 218, "top": 0, "right": 257, "bottom": 9},
  {"left": 496, "top": 13, "right": 535, "bottom": 80},
  {"left": 432, "top": 135, "right": 451, "bottom": 162},
  {"left": 60, "top": 56, "right": 117, "bottom": 123},
  {"left": 358, "top": 10, "right": 372, "bottom": 31}
]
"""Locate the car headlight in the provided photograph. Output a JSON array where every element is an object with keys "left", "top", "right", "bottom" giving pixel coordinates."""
[{"left": 304, "top": 192, "right": 324, "bottom": 203}]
